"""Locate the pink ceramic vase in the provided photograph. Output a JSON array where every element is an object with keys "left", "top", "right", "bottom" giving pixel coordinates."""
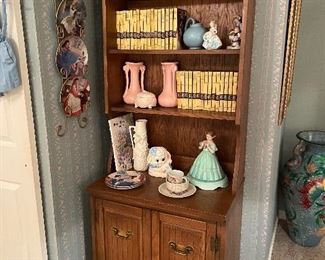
[
  {"left": 123, "top": 62, "right": 145, "bottom": 105},
  {"left": 158, "top": 62, "right": 178, "bottom": 107}
]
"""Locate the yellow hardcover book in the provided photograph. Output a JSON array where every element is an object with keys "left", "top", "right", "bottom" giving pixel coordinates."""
[
  {"left": 203, "top": 72, "right": 209, "bottom": 110},
  {"left": 168, "top": 8, "right": 173, "bottom": 50},
  {"left": 211, "top": 72, "right": 217, "bottom": 111},
  {"left": 157, "top": 9, "right": 162, "bottom": 49},
  {"left": 192, "top": 71, "right": 197, "bottom": 110},
  {"left": 188, "top": 71, "right": 193, "bottom": 109},
  {"left": 207, "top": 72, "right": 213, "bottom": 111},
  {"left": 132, "top": 10, "right": 138, "bottom": 50},
  {"left": 152, "top": 9, "right": 158, "bottom": 49},
  {"left": 149, "top": 9, "right": 154, "bottom": 50},
  {"left": 147, "top": 9, "right": 152, "bottom": 50},
  {"left": 228, "top": 72, "right": 234, "bottom": 113},
  {"left": 192, "top": 71, "right": 200, "bottom": 110},
  {"left": 133, "top": 9, "right": 138, "bottom": 50},
  {"left": 136, "top": 9, "right": 140, "bottom": 50},
  {"left": 183, "top": 71, "right": 189, "bottom": 109},
  {"left": 176, "top": 71, "right": 182, "bottom": 109},
  {"left": 220, "top": 72, "right": 225, "bottom": 112},
  {"left": 122, "top": 10, "right": 127, "bottom": 49},
  {"left": 126, "top": 10, "right": 132, "bottom": 49},
  {"left": 165, "top": 8, "right": 169, "bottom": 50},
  {"left": 120, "top": 11, "right": 125, "bottom": 49},
  {"left": 140, "top": 10, "right": 145, "bottom": 49},
  {"left": 232, "top": 72, "right": 238, "bottom": 112},
  {"left": 224, "top": 72, "right": 229, "bottom": 113},
  {"left": 129, "top": 10, "right": 133, "bottom": 49},
  {"left": 172, "top": 8, "right": 177, "bottom": 50},
  {"left": 143, "top": 10, "right": 147, "bottom": 49},
  {"left": 199, "top": 71, "right": 205, "bottom": 110},
  {"left": 138, "top": 9, "right": 141, "bottom": 50},
  {"left": 180, "top": 71, "right": 185, "bottom": 109},
  {"left": 216, "top": 72, "right": 221, "bottom": 112},
  {"left": 116, "top": 11, "right": 120, "bottom": 49},
  {"left": 161, "top": 8, "right": 165, "bottom": 50}
]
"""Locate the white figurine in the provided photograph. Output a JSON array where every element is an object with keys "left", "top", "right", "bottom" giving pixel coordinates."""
[
  {"left": 147, "top": 147, "right": 172, "bottom": 178},
  {"left": 202, "top": 21, "right": 222, "bottom": 50},
  {"left": 227, "top": 16, "right": 242, "bottom": 49}
]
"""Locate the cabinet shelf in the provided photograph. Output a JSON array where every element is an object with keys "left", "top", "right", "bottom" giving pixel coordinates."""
[
  {"left": 108, "top": 49, "right": 240, "bottom": 55},
  {"left": 88, "top": 176, "right": 235, "bottom": 222},
  {"left": 111, "top": 104, "right": 236, "bottom": 121}
]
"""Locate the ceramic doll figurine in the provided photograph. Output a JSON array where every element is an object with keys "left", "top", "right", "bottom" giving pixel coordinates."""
[
  {"left": 187, "top": 131, "right": 228, "bottom": 190},
  {"left": 202, "top": 21, "right": 222, "bottom": 50},
  {"left": 227, "top": 16, "right": 242, "bottom": 49}
]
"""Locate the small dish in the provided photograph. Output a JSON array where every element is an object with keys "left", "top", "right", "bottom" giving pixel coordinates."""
[
  {"left": 105, "top": 171, "right": 146, "bottom": 190},
  {"left": 158, "top": 182, "right": 197, "bottom": 198}
]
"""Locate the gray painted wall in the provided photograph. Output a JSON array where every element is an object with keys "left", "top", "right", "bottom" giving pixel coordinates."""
[
  {"left": 21, "top": 0, "right": 107, "bottom": 259},
  {"left": 281, "top": 0, "right": 325, "bottom": 165},
  {"left": 240, "top": 0, "right": 289, "bottom": 259}
]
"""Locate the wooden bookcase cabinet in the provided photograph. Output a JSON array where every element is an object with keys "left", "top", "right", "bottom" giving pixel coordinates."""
[{"left": 88, "top": 0, "right": 255, "bottom": 259}]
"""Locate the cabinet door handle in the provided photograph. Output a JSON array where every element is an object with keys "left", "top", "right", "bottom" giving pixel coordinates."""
[
  {"left": 112, "top": 227, "right": 133, "bottom": 240},
  {"left": 169, "top": 241, "right": 194, "bottom": 256}
]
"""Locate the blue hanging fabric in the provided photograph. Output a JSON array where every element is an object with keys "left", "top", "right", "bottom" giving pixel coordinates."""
[{"left": 0, "top": 0, "right": 21, "bottom": 95}]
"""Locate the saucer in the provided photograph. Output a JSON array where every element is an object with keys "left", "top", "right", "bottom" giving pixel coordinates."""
[
  {"left": 105, "top": 171, "right": 146, "bottom": 190},
  {"left": 158, "top": 182, "right": 197, "bottom": 198}
]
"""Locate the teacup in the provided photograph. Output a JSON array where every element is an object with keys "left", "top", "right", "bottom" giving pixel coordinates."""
[
  {"left": 166, "top": 170, "right": 189, "bottom": 194},
  {"left": 167, "top": 170, "right": 185, "bottom": 184}
]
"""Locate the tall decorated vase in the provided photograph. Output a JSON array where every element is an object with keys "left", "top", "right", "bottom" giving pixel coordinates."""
[
  {"left": 282, "top": 131, "right": 325, "bottom": 247},
  {"left": 123, "top": 62, "right": 145, "bottom": 105},
  {"left": 158, "top": 62, "right": 178, "bottom": 107}
]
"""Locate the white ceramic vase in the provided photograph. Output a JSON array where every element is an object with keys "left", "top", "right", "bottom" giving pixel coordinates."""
[{"left": 129, "top": 119, "right": 149, "bottom": 171}]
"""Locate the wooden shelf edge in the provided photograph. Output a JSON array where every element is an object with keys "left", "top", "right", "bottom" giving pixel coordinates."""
[
  {"left": 111, "top": 104, "right": 236, "bottom": 121},
  {"left": 108, "top": 49, "right": 241, "bottom": 55}
]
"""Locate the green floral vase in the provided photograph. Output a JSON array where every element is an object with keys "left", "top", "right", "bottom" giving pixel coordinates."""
[{"left": 282, "top": 131, "right": 325, "bottom": 247}]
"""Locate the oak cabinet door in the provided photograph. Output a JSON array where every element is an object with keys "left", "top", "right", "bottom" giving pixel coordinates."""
[
  {"left": 100, "top": 201, "right": 149, "bottom": 260},
  {"left": 152, "top": 212, "right": 218, "bottom": 260}
]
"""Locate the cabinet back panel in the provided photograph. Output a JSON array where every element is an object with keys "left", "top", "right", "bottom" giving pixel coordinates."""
[{"left": 133, "top": 114, "right": 236, "bottom": 175}]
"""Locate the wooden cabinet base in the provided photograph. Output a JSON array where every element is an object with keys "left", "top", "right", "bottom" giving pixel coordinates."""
[{"left": 88, "top": 177, "right": 244, "bottom": 260}]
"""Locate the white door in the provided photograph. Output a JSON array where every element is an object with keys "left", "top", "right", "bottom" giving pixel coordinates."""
[{"left": 0, "top": 1, "right": 47, "bottom": 259}]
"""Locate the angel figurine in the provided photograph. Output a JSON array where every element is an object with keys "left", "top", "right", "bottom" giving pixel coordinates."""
[
  {"left": 227, "top": 16, "right": 242, "bottom": 49},
  {"left": 187, "top": 131, "right": 228, "bottom": 190},
  {"left": 202, "top": 21, "right": 222, "bottom": 50}
]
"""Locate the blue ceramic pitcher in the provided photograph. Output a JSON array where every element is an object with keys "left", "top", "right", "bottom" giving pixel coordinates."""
[
  {"left": 183, "top": 18, "right": 207, "bottom": 49},
  {"left": 282, "top": 130, "right": 325, "bottom": 247}
]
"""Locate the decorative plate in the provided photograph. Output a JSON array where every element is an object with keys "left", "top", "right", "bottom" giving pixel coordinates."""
[
  {"left": 56, "top": 0, "right": 87, "bottom": 38},
  {"left": 105, "top": 171, "right": 146, "bottom": 190},
  {"left": 60, "top": 76, "right": 90, "bottom": 117},
  {"left": 56, "top": 36, "right": 88, "bottom": 78},
  {"left": 158, "top": 182, "right": 197, "bottom": 198}
]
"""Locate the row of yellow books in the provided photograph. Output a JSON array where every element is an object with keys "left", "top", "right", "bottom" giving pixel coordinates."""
[
  {"left": 176, "top": 71, "right": 238, "bottom": 113},
  {"left": 116, "top": 8, "right": 187, "bottom": 50}
]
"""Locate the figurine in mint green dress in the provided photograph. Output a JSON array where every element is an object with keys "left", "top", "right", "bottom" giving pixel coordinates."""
[{"left": 187, "top": 131, "right": 228, "bottom": 190}]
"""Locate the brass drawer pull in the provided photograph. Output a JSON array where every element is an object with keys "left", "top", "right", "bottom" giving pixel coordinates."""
[
  {"left": 112, "top": 227, "right": 133, "bottom": 240},
  {"left": 169, "top": 241, "right": 194, "bottom": 256}
]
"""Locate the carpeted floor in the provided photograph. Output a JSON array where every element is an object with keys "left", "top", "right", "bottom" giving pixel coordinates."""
[{"left": 272, "top": 220, "right": 325, "bottom": 260}]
